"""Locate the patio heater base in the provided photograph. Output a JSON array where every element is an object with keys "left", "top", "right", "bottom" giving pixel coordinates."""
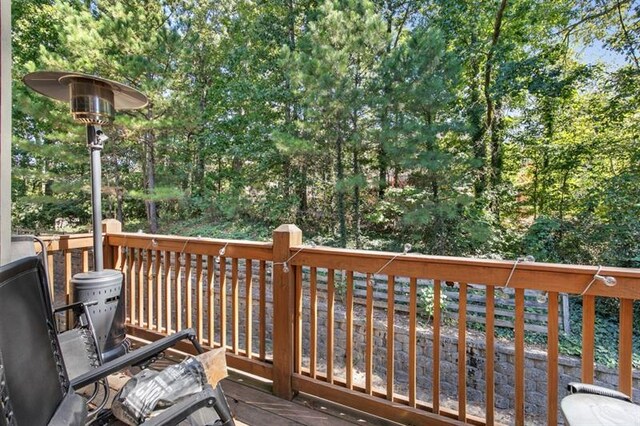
[{"left": 72, "top": 269, "right": 128, "bottom": 362}]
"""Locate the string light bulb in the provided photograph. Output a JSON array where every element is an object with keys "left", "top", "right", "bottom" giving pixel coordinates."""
[
  {"left": 595, "top": 274, "right": 617, "bottom": 287},
  {"left": 282, "top": 262, "right": 289, "bottom": 273},
  {"left": 536, "top": 291, "right": 548, "bottom": 304},
  {"left": 403, "top": 243, "right": 412, "bottom": 254},
  {"left": 499, "top": 288, "right": 511, "bottom": 300},
  {"left": 581, "top": 265, "right": 618, "bottom": 295}
]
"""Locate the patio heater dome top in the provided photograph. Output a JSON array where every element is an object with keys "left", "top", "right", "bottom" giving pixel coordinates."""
[{"left": 23, "top": 71, "right": 148, "bottom": 125}]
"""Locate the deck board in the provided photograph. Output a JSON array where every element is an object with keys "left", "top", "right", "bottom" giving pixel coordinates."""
[
  {"left": 99, "top": 344, "right": 392, "bottom": 426},
  {"left": 223, "top": 379, "right": 356, "bottom": 426}
]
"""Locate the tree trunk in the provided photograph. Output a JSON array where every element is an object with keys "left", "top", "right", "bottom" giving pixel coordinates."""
[
  {"left": 145, "top": 128, "right": 158, "bottom": 233},
  {"left": 286, "top": 0, "right": 308, "bottom": 222},
  {"left": 473, "top": 0, "right": 508, "bottom": 201},
  {"left": 114, "top": 161, "right": 124, "bottom": 224},
  {"left": 377, "top": 6, "right": 394, "bottom": 199},
  {"left": 194, "top": 87, "right": 208, "bottom": 196},
  {"left": 336, "top": 135, "right": 347, "bottom": 247},
  {"left": 353, "top": 149, "right": 361, "bottom": 249},
  {"left": 489, "top": 100, "right": 503, "bottom": 219},
  {"left": 296, "top": 166, "right": 308, "bottom": 224},
  {"left": 470, "top": 56, "right": 486, "bottom": 199}
]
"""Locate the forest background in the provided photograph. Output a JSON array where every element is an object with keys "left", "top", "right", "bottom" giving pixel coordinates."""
[{"left": 11, "top": 0, "right": 640, "bottom": 269}]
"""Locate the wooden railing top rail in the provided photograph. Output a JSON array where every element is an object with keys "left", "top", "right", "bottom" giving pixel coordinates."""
[
  {"left": 289, "top": 245, "right": 640, "bottom": 299},
  {"left": 40, "top": 231, "right": 640, "bottom": 300},
  {"left": 106, "top": 232, "right": 274, "bottom": 261},
  {"left": 39, "top": 233, "right": 94, "bottom": 251}
]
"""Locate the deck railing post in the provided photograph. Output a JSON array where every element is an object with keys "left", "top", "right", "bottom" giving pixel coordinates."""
[
  {"left": 102, "top": 219, "right": 122, "bottom": 269},
  {"left": 272, "top": 224, "right": 302, "bottom": 400}
]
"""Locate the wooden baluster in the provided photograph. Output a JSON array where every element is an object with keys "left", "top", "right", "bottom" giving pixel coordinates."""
[
  {"left": 128, "top": 248, "right": 136, "bottom": 326},
  {"left": 409, "top": 277, "right": 417, "bottom": 407},
  {"left": 346, "top": 270, "right": 354, "bottom": 389},
  {"left": 82, "top": 249, "right": 89, "bottom": 272},
  {"left": 203, "top": 255, "right": 211, "bottom": 346},
  {"left": 137, "top": 249, "right": 144, "bottom": 327},
  {"left": 114, "top": 245, "right": 124, "bottom": 271},
  {"left": 219, "top": 255, "right": 227, "bottom": 348},
  {"left": 164, "top": 250, "right": 172, "bottom": 334},
  {"left": 366, "top": 273, "right": 374, "bottom": 396},
  {"left": 547, "top": 291, "right": 559, "bottom": 426},
  {"left": 433, "top": 280, "right": 441, "bottom": 414},
  {"left": 112, "top": 245, "right": 120, "bottom": 272},
  {"left": 515, "top": 288, "right": 525, "bottom": 426},
  {"left": 185, "top": 253, "right": 192, "bottom": 329},
  {"left": 458, "top": 282, "right": 467, "bottom": 421},
  {"left": 310, "top": 267, "right": 318, "bottom": 378},
  {"left": 146, "top": 249, "right": 153, "bottom": 330},
  {"left": 246, "top": 259, "right": 253, "bottom": 359},
  {"left": 155, "top": 249, "right": 162, "bottom": 331},
  {"left": 581, "top": 295, "right": 595, "bottom": 383},
  {"left": 327, "top": 269, "right": 335, "bottom": 384},
  {"left": 619, "top": 298, "right": 634, "bottom": 395},
  {"left": 63, "top": 250, "right": 72, "bottom": 299},
  {"left": 196, "top": 254, "right": 204, "bottom": 344},
  {"left": 47, "top": 252, "right": 55, "bottom": 300},
  {"left": 486, "top": 286, "right": 495, "bottom": 426},
  {"left": 64, "top": 250, "right": 72, "bottom": 328},
  {"left": 232, "top": 258, "right": 239, "bottom": 354},
  {"left": 386, "top": 275, "right": 395, "bottom": 401},
  {"left": 175, "top": 252, "right": 183, "bottom": 332},
  {"left": 259, "top": 260, "right": 266, "bottom": 360},
  {"left": 295, "top": 264, "right": 303, "bottom": 374}
]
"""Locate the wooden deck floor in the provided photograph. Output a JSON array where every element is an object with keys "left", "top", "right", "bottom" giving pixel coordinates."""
[
  {"left": 104, "top": 340, "right": 398, "bottom": 426},
  {"left": 220, "top": 373, "right": 393, "bottom": 426},
  {"left": 107, "top": 371, "right": 386, "bottom": 425}
]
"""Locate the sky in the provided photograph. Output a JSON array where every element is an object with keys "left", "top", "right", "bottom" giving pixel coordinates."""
[{"left": 578, "top": 40, "right": 628, "bottom": 70}]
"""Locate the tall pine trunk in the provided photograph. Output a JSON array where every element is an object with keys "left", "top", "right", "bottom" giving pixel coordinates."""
[
  {"left": 336, "top": 135, "right": 346, "bottom": 247},
  {"left": 353, "top": 149, "right": 361, "bottom": 249},
  {"left": 144, "top": 117, "right": 158, "bottom": 233}
]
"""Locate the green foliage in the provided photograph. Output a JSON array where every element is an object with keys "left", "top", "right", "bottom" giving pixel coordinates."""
[
  {"left": 417, "top": 286, "right": 448, "bottom": 320},
  {"left": 10, "top": 0, "right": 640, "bottom": 269}
]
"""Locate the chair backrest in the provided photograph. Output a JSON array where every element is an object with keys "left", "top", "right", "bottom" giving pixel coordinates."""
[{"left": 0, "top": 256, "right": 69, "bottom": 425}]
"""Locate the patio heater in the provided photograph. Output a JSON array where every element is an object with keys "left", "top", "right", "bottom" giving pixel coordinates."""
[{"left": 23, "top": 71, "right": 148, "bottom": 361}]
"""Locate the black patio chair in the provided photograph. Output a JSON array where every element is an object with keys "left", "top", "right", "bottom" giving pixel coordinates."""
[
  {"left": 9, "top": 235, "right": 111, "bottom": 417},
  {"left": 0, "top": 256, "right": 234, "bottom": 425}
]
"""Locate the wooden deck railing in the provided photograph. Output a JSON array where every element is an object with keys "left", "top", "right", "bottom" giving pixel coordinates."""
[{"left": 41, "top": 221, "right": 640, "bottom": 426}]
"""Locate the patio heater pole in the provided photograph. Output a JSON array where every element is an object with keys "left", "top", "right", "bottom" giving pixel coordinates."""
[
  {"left": 23, "top": 71, "right": 147, "bottom": 361},
  {"left": 88, "top": 124, "right": 105, "bottom": 271}
]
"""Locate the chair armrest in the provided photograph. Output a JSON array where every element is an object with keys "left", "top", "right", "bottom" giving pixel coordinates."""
[
  {"left": 71, "top": 328, "right": 199, "bottom": 390},
  {"left": 53, "top": 301, "right": 98, "bottom": 315},
  {"left": 141, "top": 385, "right": 220, "bottom": 426}
]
